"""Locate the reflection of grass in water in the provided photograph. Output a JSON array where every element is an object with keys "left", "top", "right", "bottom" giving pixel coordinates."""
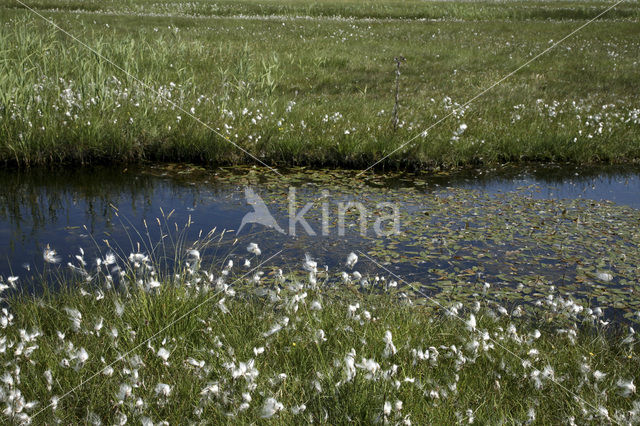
[
  {"left": 2, "top": 238, "right": 639, "bottom": 423},
  {"left": 0, "top": 167, "right": 162, "bottom": 233},
  {"left": 7, "top": 163, "right": 640, "bottom": 319},
  {"left": 2, "top": 164, "right": 640, "bottom": 321}
]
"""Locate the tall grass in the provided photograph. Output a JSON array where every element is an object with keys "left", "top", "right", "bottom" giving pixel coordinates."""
[
  {"left": 0, "top": 4, "right": 639, "bottom": 169},
  {"left": 1, "top": 235, "right": 639, "bottom": 423},
  {"left": 5, "top": 0, "right": 640, "bottom": 21}
]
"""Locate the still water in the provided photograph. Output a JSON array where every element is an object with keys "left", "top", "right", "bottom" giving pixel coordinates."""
[{"left": 1, "top": 163, "right": 639, "bottom": 320}]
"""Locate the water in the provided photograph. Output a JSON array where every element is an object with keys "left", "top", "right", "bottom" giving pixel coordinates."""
[
  {"left": 436, "top": 164, "right": 640, "bottom": 208},
  {"left": 2, "top": 163, "right": 639, "bottom": 276},
  {"left": 1, "top": 163, "right": 639, "bottom": 320}
]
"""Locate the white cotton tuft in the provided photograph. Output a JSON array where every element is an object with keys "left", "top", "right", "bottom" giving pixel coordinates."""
[
  {"left": 346, "top": 252, "right": 358, "bottom": 268},
  {"left": 157, "top": 347, "right": 170, "bottom": 362},
  {"left": 383, "top": 330, "right": 397, "bottom": 358},
  {"left": 247, "top": 243, "right": 261, "bottom": 256},
  {"left": 260, "top": 397, "right": 284, "bottom": 418},
  {"left": 155, "top": 383, "right": 172, "bottom": 397}
]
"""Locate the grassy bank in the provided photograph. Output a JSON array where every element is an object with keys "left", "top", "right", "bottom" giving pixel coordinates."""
[
  {"left": 5, "top": 0, "right": 640, "bottom": 21},
  {"left": 1, "top": 1, "right": 639, "bottom": 169},
  {"left": 1, "top": 246, "right": 639, "bottom": 424}
]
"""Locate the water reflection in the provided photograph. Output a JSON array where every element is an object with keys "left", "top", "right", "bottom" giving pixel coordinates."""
[{"left": 0, "top": 163, "right": 639, "bottom": 290}]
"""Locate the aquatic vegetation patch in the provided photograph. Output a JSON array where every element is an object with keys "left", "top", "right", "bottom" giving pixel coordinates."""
[
  {"left": 145, "top": 164, "right": 640, "bottom": 323},
  {"left": 1, "top": 163, "right": 639, "bottom": 323}
]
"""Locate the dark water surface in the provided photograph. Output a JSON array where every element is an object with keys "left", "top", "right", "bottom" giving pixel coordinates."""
[{"left": 1, "top": 163, "right": 639, "bottom": 321}]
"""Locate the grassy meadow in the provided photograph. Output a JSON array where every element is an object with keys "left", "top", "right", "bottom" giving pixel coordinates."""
[
  {"left": 2, "top": 1, "right": 640, "bottom": 423},
  {"left": 0, "top": 0, "right": 639, "bottom": 168},
  {"left": 1, "top": 245, "right": 639, "bottom": 424}
]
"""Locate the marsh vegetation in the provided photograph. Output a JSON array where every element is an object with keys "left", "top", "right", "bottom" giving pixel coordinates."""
[
  {"left": 1, "top": 1, "right": 639, "bottom": 168},
  {"left": 1, "top": 0, "right": 640, "bottom": 423},
  {"left": 1, "top": 242, "right": 639, "bottom": 424}
]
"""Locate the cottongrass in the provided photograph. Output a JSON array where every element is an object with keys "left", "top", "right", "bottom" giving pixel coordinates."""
[
  {"left": 0, "top": 245, "right": 638, "bottom": 424},
  {"left": 2, "top": 14, "right": 640, "bottom": 169}
]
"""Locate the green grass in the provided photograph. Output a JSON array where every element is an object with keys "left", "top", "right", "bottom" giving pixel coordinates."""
[
  {"left": 4, "top": 0, "right": 640, "bottom": 21},
  {"left": 0, "top": 213, "right": 638, "bottom": 423},
  {"left": 2, "top": 263, "right": 639, "bottom": 423},
  {"left": 0, "top": 1, "right": 639, "bottom": 169}
]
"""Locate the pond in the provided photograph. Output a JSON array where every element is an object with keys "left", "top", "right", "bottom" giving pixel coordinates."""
[{"left": 1, "top": 163, "right": 639, "bottom": 322}]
